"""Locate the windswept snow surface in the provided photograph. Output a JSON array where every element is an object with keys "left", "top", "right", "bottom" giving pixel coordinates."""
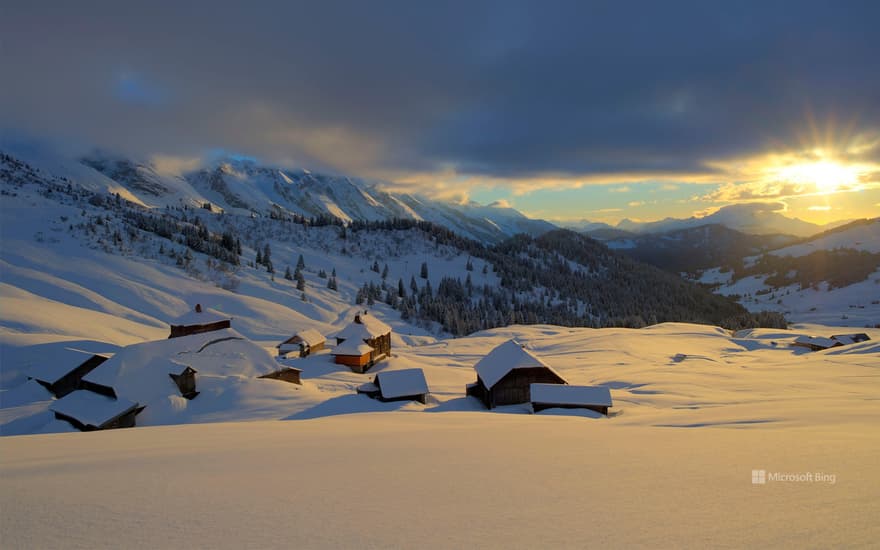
[{"left": 1, "top": 411, "right": 878, "bottom": 548}]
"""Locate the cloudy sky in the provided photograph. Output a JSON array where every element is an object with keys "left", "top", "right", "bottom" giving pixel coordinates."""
[{"left": 2, "top": 0, "right": 879, "bottom": 223}]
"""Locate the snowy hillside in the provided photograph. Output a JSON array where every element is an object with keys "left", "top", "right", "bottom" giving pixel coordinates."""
[
  {"left": 769, "top": 218, "right": 880, "bottom": 257},
  {"left": 695, "top": 218, "right": 880, "bottom": 326},
  {"left": 5, "top": 145, "right": 554, "bottom": 243}
]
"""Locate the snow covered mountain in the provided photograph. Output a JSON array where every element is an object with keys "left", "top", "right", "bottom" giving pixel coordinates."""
[{"left": 75, "top": 150, "right": 556, "bottom": 243}]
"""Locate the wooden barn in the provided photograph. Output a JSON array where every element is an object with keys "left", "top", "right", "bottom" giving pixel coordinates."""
[
  {"left": 331, "top": 340, "right": 376, "bottom": 373},
  {"left": 258, "top": 366, "right": 303, "bottom": 385},
  {"left": 169, "top": 303, "right": 231, "bottom": 338},
  {"left": 466, "top": 339, "right": 567, "bottom": 409},
  {"left": 277, "top": 329, "right": 325, "bottom": 358},
  {"left": 791, "top": 335, "right": 842, "bottom": 351},
  {"left": 50, "top": 390, "right": 144, "bottom": 431},
  {"left": 28, "top": 348, "right": 110, "bottom": 398},
  {"left": 357, "top": 368, "right": 430, "bottom": 404},
  {"left": 335, "top": 312, "right": 392, "bottom": 365},
  {"left": 169, "top": 365, "right": 199, "bottom": 399},
  {"left": 530, "top": 383, "right": 613, "bottom": 415}
]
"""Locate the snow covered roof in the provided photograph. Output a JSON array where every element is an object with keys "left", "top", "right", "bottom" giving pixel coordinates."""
[
  {"left": 831, "top": 333, "right": 870, "bottom": 345},
  {"left": 793, "top": 335, "right": 840, "bottom": 349},
  {"left": 28, "top": 347, "right": 109, "bottom": 384},
  {"left": 530, "top": 384, "right": 612, "bottom": 407},
  {"left": 279, "top": 329, "right": 324, "bottom": 348},
  {"left": 171, "top": 305, "right": 231, "bottom": 326},
  {"left": 331, "top": 340, "right": 374, "bottom": 356},
  {"left": 335, "top": 313, "right": 391, "bottom": 340},
  {"left": 473, "top": 339, "right": 564, "bottom": 390},
  {"left": 297, "top": 329, "right": 325, "bottom": 345},
  {"left": 357, "top": 313, "right": 391, "bottom": 336},
  {"left": 82, "top": 328, "right": 278, "bottom": 407},
  {"left": 50, "top": 390, "right": 139, "bottom": 428},
  {"left": 376, "top": 368, "right": 429, "bottom": 399}
]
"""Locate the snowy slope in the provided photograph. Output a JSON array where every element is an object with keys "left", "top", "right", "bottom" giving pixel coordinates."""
[
  {"left": 769, "top": 218, "right": 880, "bottom": 257},
  {"left": 5, "top": 146, "right": 555, "bottom": 243},
  {"left": 696, "top": 218, "right": 880, "bottom": 325}
]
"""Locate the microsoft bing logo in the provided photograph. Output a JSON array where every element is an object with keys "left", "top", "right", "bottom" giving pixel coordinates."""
[{"left": 752, "top": 469, "right": 766, "bottom": 484}]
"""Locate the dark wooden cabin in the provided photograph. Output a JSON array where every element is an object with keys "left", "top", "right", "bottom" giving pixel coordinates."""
[
  {"left": 169, "top": 366, "right": 199, "bottom": 399},
  {"left": 258, "top": 366, "right": 303, "bottom": 385},
  {"left": 356, "top": 368, "right": 429, "bottom": 404},
  {"left": 29, "top": 348, "right": 110, "bottom": 398},
  {"left": 335, "top": 312, "right": 391, "bottom": 365},
  {"left": 466, "top": 339, "right": 567, "bottom": 409},
  {"left": 530, "top": 383, "right": 613, "bottom": 416},
  {"left": 49, "top": 390, "right": 144, "bottom": 431},
  {"left": 277, "top": 329, "right": 325, "bottom": 358},
  {"left": 169, "top": 303, "right": 232, "bottom": 338}
]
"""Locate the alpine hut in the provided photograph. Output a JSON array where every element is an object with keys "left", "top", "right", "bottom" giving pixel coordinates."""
[
  {"left": 331, "top": 340, "right": 376, "bottom": 373},
  {"left": 791, "top": 335, "right": 842, "bottom": 352},
  {"left": 277, "top": 329, "right": 325, "bottom": 358},
  {"left": 466, "top": 339, "right": 567, "bottom": 409},
  {"left": 530, "top": 383, "right": 613, "bottom": 415},
  {"left": 169, "top": 303, "right": 231, "bottom": 338},
  {"left": 27, "top": 347, "right": 110, "bottom": 398},
  {"left": 333, "top": 312, "right": 392, "bottom": 372},
  {"left": 357, "top": 368, "right": 430, "bottom": 404},
  {"left": 50, "top": 390, "right": 144, "bottom": 431}
]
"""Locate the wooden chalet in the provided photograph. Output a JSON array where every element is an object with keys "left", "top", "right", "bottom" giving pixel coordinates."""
[
  {"left": 277, "top": 329, "right": 325, "bottom": 358},
  {"left": 357, "top": 368, "right": 430, "bottom": 404},
  {"left": 50, "top": 390, "right": 144, "bottom": 431},
  {"left": 791, "top": 335, "right": 843, "bottom": 352},
  {"left": 332, "top": 340, "right": 375, "bottom": 373},
  {"left": 28, "top": 348, "right": 110, "bottom": 398},
  {"left": 333, "top": 312, "right": 392, "bottom": 372},
  {"left": 258, "top": 366, "right": 303, "bottom": 385},
  {"left": 466, "top": 339, "right": 567, "bottom": 409},
  {"left": 169, "top": 303, "right": 231, "bottom": 338},
  {"left": 530, "top": 383, "right": 613, "bottom": 415},
  {"left": 169, "top": 365, "right": 199, "bottom": 399}
]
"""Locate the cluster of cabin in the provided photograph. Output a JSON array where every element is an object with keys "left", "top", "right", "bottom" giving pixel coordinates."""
[
  {"left": 31, "top": 306, "right": 618, "bottom": 432},
  {"left": 791, "top": 332, "right": 870, "bottom": 352},
  {"left": 33, "top": 304, "right": 303, "bottom": 432}
]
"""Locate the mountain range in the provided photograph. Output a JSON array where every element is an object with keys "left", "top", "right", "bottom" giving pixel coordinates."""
[{"left": 1, "top": 140, "right": 855, "bottom": 243}]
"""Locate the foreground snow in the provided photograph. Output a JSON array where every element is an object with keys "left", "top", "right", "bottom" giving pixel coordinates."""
[{"left": 2, "top": 413, "right": 877, "bottom": 548}]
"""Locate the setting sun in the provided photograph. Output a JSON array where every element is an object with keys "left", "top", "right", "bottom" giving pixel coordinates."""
[{"left": 774, "top": 159, "right": 860, "bottom": 194}]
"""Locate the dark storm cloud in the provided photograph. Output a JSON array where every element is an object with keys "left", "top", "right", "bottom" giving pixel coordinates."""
[{"left": 1, "top": 0, "right": 878, "bottom": 180}]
